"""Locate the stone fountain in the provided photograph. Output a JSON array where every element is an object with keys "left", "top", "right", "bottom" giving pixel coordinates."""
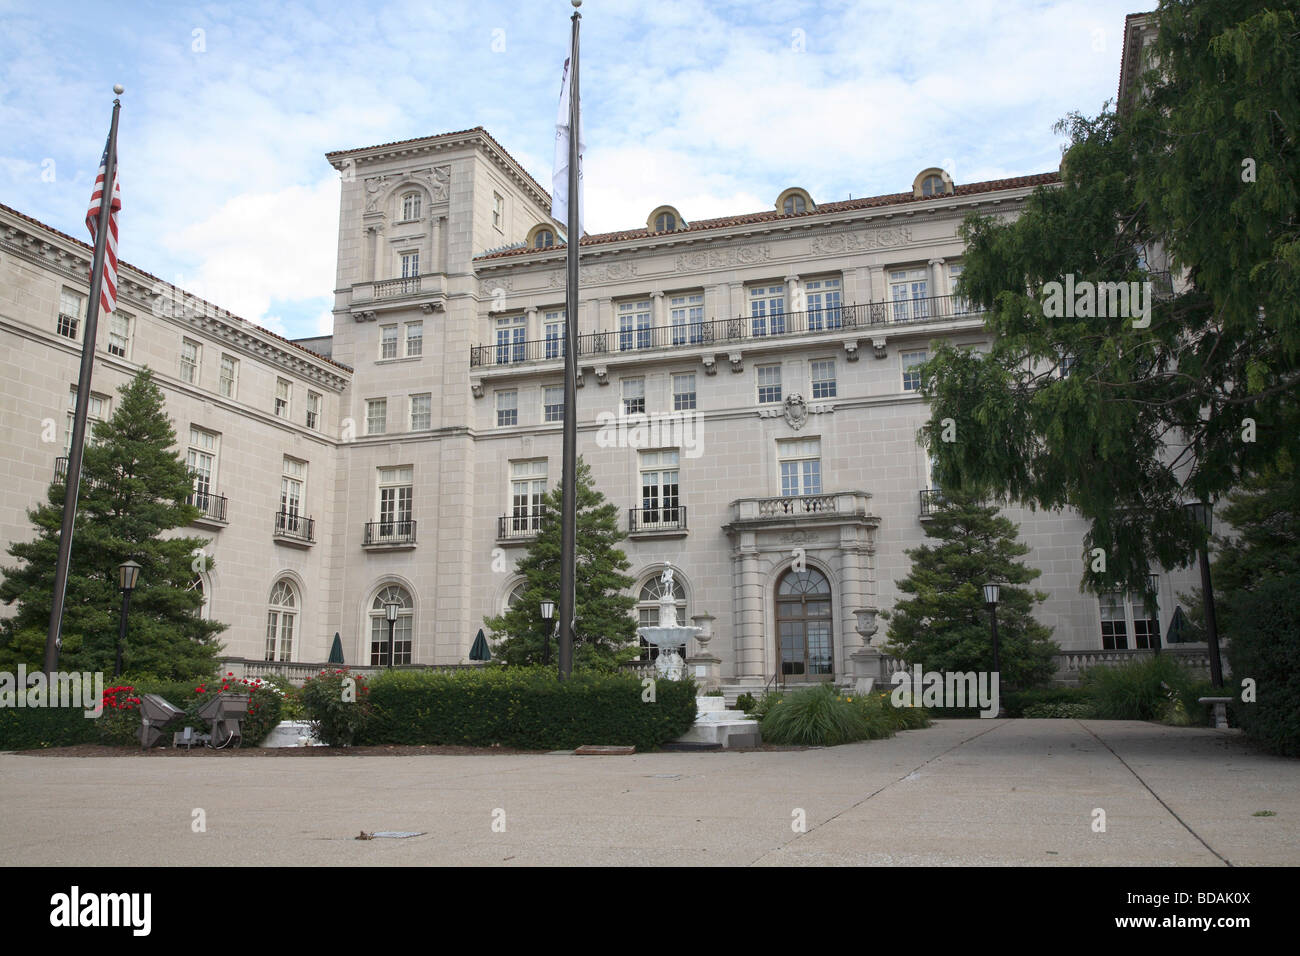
[{"left": 636, "top": 566, "right": 698, "bottom": 681}]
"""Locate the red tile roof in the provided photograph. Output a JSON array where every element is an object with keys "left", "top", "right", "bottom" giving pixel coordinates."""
[
  {"left": 473, "top": 171, "right": 1061, "bottom": 262},
  {"left": 0, "top": 201, "right": 353, "bottom": 374}
]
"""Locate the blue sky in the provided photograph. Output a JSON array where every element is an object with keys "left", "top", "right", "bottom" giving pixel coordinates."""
[{"left": 1, "top": 0, "right": 1151, "bottom": 340}]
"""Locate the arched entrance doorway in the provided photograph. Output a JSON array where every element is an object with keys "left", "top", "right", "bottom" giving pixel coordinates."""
[{"left": 776, "top": 567, "right": 834, "bottom": 680}]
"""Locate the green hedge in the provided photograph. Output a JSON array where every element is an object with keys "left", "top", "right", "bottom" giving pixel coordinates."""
[
  {"left": 1226, "top": 577, "right": 1300, "bottom": 756},
  {"left": 0, "top": 704, "right": 101, "bottom": 750},
  {"left": 362, "top": 666, "right": 698, "bottom": 750},
  {"left": 1003, "top": 687, "right": 1096, "bottom": 718}
]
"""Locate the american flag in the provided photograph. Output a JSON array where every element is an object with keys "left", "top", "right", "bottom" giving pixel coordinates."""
[{"left": 86, "top": 133, "right": 121, "bottom": 314}]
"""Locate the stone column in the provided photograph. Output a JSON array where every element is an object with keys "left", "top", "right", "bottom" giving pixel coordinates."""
[
  {"left": 785, "top": 273, "right": 802, "bottom": 314},
  {"left": 651, "top": 290, "right": 666, "bottom": 329},
  {"left": 526, "top": 306, "right": 538, "bottom": 342},
  {"left": 736, "top": 540, "right": 766, "bottom": 680},
  {"left": 929, "top": 258, "right": 946, "bottom": 304}
]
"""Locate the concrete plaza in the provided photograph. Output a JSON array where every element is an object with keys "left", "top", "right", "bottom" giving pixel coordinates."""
[{"left": 1, "top": 719, "right": 1295, "bottom": 866}]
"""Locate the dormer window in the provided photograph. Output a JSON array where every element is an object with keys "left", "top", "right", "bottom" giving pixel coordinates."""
[
  {"left": 784, "top": 196, "right": 806, "bottom": 214},
  {"left": 912, "top": 168, "right": 954, "bottom": 198},
  {"left": 534, "top": 229, "right": 554, "bottom": 249},
  {"left": 776, "top": 188, "right": 815, "bottom": 216},
  {"left": 647, "top": 206, "right": 686, "bottom": 234},
  {"left": 921, "top": 176, "right": 945, "bottom": 196},
  {"left": 401, "top": 192, "right": 421, "bottom": 221},
  {"left": 656, "top": 212, "right": 676, "bottom": 232}
]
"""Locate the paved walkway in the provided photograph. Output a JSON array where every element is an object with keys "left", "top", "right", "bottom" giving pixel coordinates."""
[{"left": 1, "top": 720, "right": 1295, "bottom": 866}]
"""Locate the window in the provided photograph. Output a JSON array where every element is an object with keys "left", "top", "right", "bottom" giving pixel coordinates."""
[
  {"left": 622, "top": 377, "right": 645, "bottom": 415},
  {"left": 279, "top": 458, "right": 306, "bottom": 534},
  {"left": 1099, "top": 592, "right": 1129, "bottom": 650},
  {"left": 805, "top": 278, "right": 842, "bottom": 330},
  {"left": 901, "top": 350, "right": 928, "bottom": 392},
  {"left": 543, "top": 385, "right": 564, "bottom": 423},
  {"left": 757, "top": 364, "right": 782, "bottom": 404},
  {"left": 921, "top": 174, "right": 947, "bottom": 196},
  {"left": 1100, "top": 591, "right": 1160, "bottom": 650},
  {"left": 636, "top": 574, "right": 687, "bottom": 662},
  {"left": 1058, "top": 347, "right": 1078, "bottom": 379},
  {"left": 377, "top": 466, "right": 413, "bottom": 538},
  {"left": 618, "top": 299, "right": 652, "bottom": 352},
  {"left": 778, "top": 438, "right": 822, "bottom": 498},
  {"left": 370, "top": 584, "right": 413, "bottom": 666},
  {"left": 639, "top": 450, "right": 680, "bottom": 529},
  {"left": 410, "top": 393, "right": 431, "bottom": 430},
  {"left": 366, "top": 398, "right": 387, "bottom": 435},
  {"left": 493, "top": 192, "right": 504, "bottom": 230},
  {"left": 496, "top": 389, "right": 518, "bottom": 427},
  {"left": 810, "top": 359, "right": 836, "bottom": 399},
  {"left": 891, "top": 268, "right": 930, "bottom": 322},
  {"left": 400, "top": 250, "right": 419, "bottom": 280},
  {"left": 948, "top": 263, "right": 971, "bottom": 314},
  {"left": 534, "top": 229, "right": 555, "bottom": 249},
  {"left": 180, "top": 339, "right": 200, "bottom": 384},
  {"left": 275, "top": 378, "right": 291, "bottom": 418},
  {"left": 750, "top": 284, "right": 786, "bottom": 336},
  {"left": 265, "top": 579, "right": 298, "bottom": 662},
  {"left": 783, "top": 195, "right": 807, "bottom": 215},
  {"left": 65, "top": 387, "right": 109, "bottom": 453},
  {"left": 777, "top": 567, "right": 834, "bottom": 677},
  {"left": 405, "top": 321, "right": 423, "bottom": 357},
  {"left": 544, "top": 310, "right": 566, "bottom": 359},
  {"left": 670, "top": 293, "right": 705, "bottom": 345},
  {"left": 57, "top": 289, "right": 84, "bottom": 340},
  {"left": 107, "top": 312, "right": 130, "bottom": 357},
  {"left": 219, "top": 355, "right": 238, "bottom": 398},
  {"left": 655, "top": 212, "right": 676, "bottom": 233},
  {"left": 672, "top": 372, "right": 696, "bottom": 411},
  {"left": 380, "top": 324, "right": 399, "bottom": 360},
  {"left": 495, "top": 314, "right": 525, "bottom": 365},
  {"left": 401, "top": 192, "right": 421, "bottom": 221},
  {"left": 187, "top": 427, "right": 220, "bottom": 512},
  {"left": 510, "top": 460, "right": 547, "bottom": 533},
  {"left": 306, "top": 391, "right": 321, "bottom": 430}
]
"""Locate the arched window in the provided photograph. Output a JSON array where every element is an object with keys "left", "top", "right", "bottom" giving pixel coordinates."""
[
  {"left": 533, "top": 229, "right": 555, "bottom": 249},
  {"left": 401, "top": 192, "right": 421, "bottom": 221},
  {"left": 783, "top": 195, "right": 806, "bottom": 214},
  {"left": 921, "top": 175, "right": 946, "bottom": 197},
  {"left": 265, "top": 579, "right": 298, "bottom": 662},
  {"left": 655, "top": 212, "right": 676, "bottom": 233},
  {"left": 636, "top": 573, "right": 687, "bottom": 662},
  {"left": 506, "top": 580, "right": 527, "bottom": 612},
  {"left": 775, "top": 568, "right": 833, "bottom": 679},
  {"left": 369, "top": 584, "right": 413, "bottom": 665},
  {"left": 189, "top": 574, "right": 209, "bottom": 620}
]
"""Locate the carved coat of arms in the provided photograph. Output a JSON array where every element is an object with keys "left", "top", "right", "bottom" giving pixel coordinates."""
[{"left": 783, "top": 394, "right": 808, "bottom": 430}]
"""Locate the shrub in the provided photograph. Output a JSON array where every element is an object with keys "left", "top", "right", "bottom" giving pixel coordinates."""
[
  {"left": 300, "top": 668, "right": 372, "bottom": 746},
  {"left": 362, "top": 667, "right": 696, "bottom": 751},
  {"left": 760, "top": 685, "right": 876, "bottom": 746},
  {"left": 1022, "top": 702, "right": 1096, "bottom": 719},
  {"left": 1004, "top": 687, "right": 1096, "bottom": 718},
  {"left": 89, "top": 673, "right": 284, "bottom": 747},
  {"left": 0, "top": 704, "right": 100, "bottom": 750},
  {"left": 735, "top": 692, "right": 758, "bottom": 714},
  {"left": 1082, "top": 654, "right": 1199, "bottom": 722},
  {"left": 1225, "top": 576, "right": 1300, "bottom": 755}
]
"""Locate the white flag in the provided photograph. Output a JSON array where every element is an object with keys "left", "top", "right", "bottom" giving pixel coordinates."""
[{"left": 552, "top": 55, "right": 584, "bottom": 235}]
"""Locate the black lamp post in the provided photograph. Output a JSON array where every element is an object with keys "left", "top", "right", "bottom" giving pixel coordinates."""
[
  {"left": 982, "top": 582, "right": 1002, "bottom": 677},
  {"left": 1184, "top": 501, "right": 1224, "bottom": 688},
  {"left": 540, "top": 599, "right": 556, "bottom": 666},
  {"left": 384, "top": 600, "right": 400, "bottom": 669},
  {"left": 115, "top": 560, "right": 141, "bottom": 678}
]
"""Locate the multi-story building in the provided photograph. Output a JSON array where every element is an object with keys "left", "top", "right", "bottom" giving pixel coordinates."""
[{"left": 0, "top": 15, "right": 1211, "bottom": 686}]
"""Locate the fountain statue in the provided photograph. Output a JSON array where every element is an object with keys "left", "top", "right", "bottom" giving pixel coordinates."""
[{"left": 636, "top": 565, "right": 700, "bottom": 681}]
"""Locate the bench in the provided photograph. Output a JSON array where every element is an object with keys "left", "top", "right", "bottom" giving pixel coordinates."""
[{"left": 1198, "top": 696, "right": 1233, "bottom": 729}]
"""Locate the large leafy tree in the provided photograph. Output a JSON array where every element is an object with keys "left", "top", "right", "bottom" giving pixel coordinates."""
[
  {"left": 883, "top": 492, "right": 1059, "bottom": 689},
  {"left": 922, "top": 0, "right": 1299, "bottom": 597},
  {"left": 0, "top": 368, "right": 226, "bottom": 679},
  {"left": 484, "top": 456, "right": 637, "bottom": 671}
]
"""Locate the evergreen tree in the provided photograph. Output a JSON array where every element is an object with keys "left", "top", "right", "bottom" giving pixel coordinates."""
[
  {"left": 883, "top": 492, "right": 1059, "bottom": 689},
  {"left": 484, "top": 456, "right": 638, "bottom": 671},
  {"left": 0, "top": 368, "right": 226, "bottom": 678}
]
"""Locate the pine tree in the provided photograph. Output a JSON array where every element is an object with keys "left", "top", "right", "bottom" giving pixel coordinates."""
[
  {"left": 484, "top": 456, "right": 637, "bottom": 670},
  {"left": 883, "top": 492, "right": 1059, "bottom": 689},
  {"left": 0, "top": 368, "right": 226, "bottom": 678}
]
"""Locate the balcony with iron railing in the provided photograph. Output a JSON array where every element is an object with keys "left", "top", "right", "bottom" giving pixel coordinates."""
[
  {"left": 497, "top": 507, "right": 548, "bottom": 543},
  {"left": 187, "top": 489, "right": 229, "bottom": 526},
  {"left": 470, "top": 294, "right": 985, "bottom": 370},
  {"left": 629, "top": 505, "right": 688, "bottom": 537},
  {"left": 363, "top": 518, "right": 417, "bottom": 550},
  {"left": 273, "top": 510, "right": 315, "bottom": 546},
  {"left": 919, "top": 488, "right": 945, "bottom": 519}
]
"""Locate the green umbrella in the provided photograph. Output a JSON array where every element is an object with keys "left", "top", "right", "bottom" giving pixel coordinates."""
[
  {"left": 469, "top": 628, "right": 492, "bottom": 662},
  {"left": 1165, "top": 607, "right": 1191, "bottom": 645},
  {"left": 328, "top": 632, "right": 345, "bottom": 664}
]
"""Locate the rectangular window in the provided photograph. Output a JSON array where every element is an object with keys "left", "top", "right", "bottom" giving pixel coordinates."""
[
  {"left": 669, "top": 293, "right": 705, "bottom": 345},
  {"left": 750, "top": 284, "right": 786, "bottom": 337},
  {"left": 65, "top": 387, "right": 108, "bottom": 453},
  {"left": 618, "top": 299, "right": 652, "bottom": 352},
  {"left": 496, "top": 389, "right": 518, "bottom": 427},
  {"left": 306, "top": 391, "right": 321, "bottom": 430},
  {"left": 180, "top": 339, "right": 201, "bottom": 384},
  {"left": 107, "top": 312, "right": 131, "bottom": 357},
  {"left": 639, "top": 449, "right": 681, "bottom": 528},
  {"left": 622, "top": 377, "right": 645, "bottom": 415},
  {"left": 757, "top": 364, "right": 782, "bottom": 404},
  {"left": 280, "top": 457, "right": 307, "bottom": 533},
  {"left": 672, "top": 373, "right": 696, "bottom": 411},
  {"left": 219, "top": 355, "right": 239, "bottom": 398},
  {"left": 810, "top": 359, "right": 836, "bottom": 399},
  {"left": 805, "top": 278, "right": 842, "bottom": 330},
  {"left": 543, "top": 385, "right": 564, "bottom": 423},
  {"left": 366, "top": 398, "right": 387, "bottom": 435},
  {"left": 901, "top": 350, "right": 928, "bottom": 392},
  {"left": 400, "top": 250, "right": 419, "bottom": 278},
  {"left": 1099, "top": 592, "right": 1129, "bottom": 650},
  {"left": 401, "top": 193, "right": 421, "bottom": 221},
  {"left": 377, "top": 465, "right": 414, "bottom": 534},
  {"left": 380, "top": 324, "right": 399, "bottom": 360},
  {"left": 778, "top": 438, "right": 822, "bottom": 498},
  {"left": 58, "top": 289, "right": 84, "bottom": 340},
  {"left": 275, "top": 379, "right": 291, "bottom": 418},
  {"left": 410, "top": 393, "right": 431, "bottom": 430},
  {"left": 493, "top": 192, "right": 504, "bottom": 230},
  {"left": 187, "top": 427, "right": 220, "bottom": 510},
  {"left": 948, "top": 263, "right": 971, "bottom": 314},
  {"left": 544, "top": 310, "right": 566, "bottom": 359},
  {"left": 405, "top": 321, "right": 423, "bottom": 357},
  {"left": 510, "top": 459, "right": 547, "bottom": 532},
  {"left": 495, "top": 314, "right": 526, "bottom": 365},
  {"left": 890, "top": 268, "right": 930, "bottom": 322}
]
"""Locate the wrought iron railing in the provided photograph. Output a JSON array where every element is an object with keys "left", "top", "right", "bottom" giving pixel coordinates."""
[
  {"left": 469, "top": 293, "right": 986, "bottom": 369},
  {"left": 363, "top": 519, "right": 417, "bottom": 546},
  {"left": 629, "top": 506, "right": 687, "bottom": 533},
  {"left": 497, "top": 507, "right": 548, "bottom": 540},
  {"left": 919, "top": 488, "right": 945, "bottom": 516},
  {"left": 187, "top": 490, "right": 228, "bottom": 522},
  {"left": 273, "top": 510, "right": 315, "bottom": 543}
]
